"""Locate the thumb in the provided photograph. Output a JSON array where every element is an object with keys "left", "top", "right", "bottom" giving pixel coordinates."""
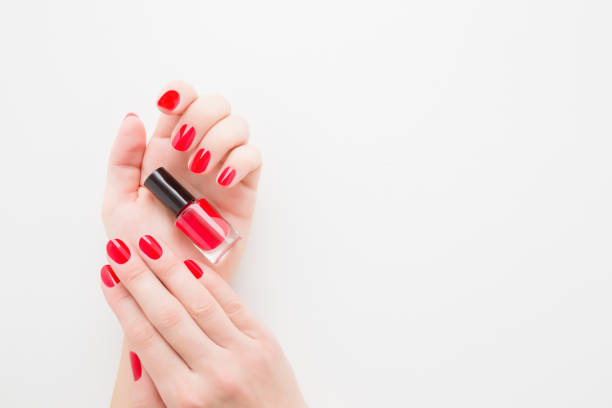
[{"left": 104, "top": 113, "right": 146, "bottom": 207}]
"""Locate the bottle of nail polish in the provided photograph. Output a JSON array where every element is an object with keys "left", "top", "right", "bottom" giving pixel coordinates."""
[{"left": 144, "top": 167, "right": 240, "bottom": 264}]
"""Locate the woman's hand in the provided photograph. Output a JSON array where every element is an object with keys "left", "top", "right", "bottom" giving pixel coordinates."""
[
  {"left": 101, "top": 235, "right": 306, "bottom": 407},
  {"left": 102, "top": 80, "right": 262, "bottom": 282},
  {"left": 102, "top": 81, "right": 263, "bottom": 403}
]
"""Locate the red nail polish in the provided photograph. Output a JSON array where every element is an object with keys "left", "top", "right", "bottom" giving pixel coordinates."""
[
  {"left": 184, "top": 260, "right": 203, "bottom": 279},
  {"left": 106, "top": 239, "right": 131, "bottom": 264},
  {"left": 139, "top": 235, "right": 163, "bottom": 260},
  {"left": 100, "top": 265, "right": 120, "bottom": 287},
  {"left": 217, "top": 167, "right": 236, "bottom": 187},
  {"left": 129, "top": 351, "right": 142, "bottom": 381},
  {"left": 144, "top": 168, "right": 240, "bottom": 264},
  {"left": 157, "top": 90, "right": 180, "bottom": 111},
  {"left": 189, "top": 148, "right": 211, "bottom": 173},
  {"left": 172, "top": 124, "right": 196, "bottom": 151}
]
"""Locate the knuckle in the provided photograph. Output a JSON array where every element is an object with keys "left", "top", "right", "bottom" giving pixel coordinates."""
[
  {"left": 123, "top": 265, "right": 148, "bottom": 286},
  {"left": 188, "top": 299, "right": 217, "bottom": 322},
  {"left": 173, "top": 382, "right": 204, "bottom": 408},
  {"left": 246, "top": 346, "right": 271, "bottom": 369},
  {"left": 223, "top": 299, "right": 245, "bottom": 319},
  {"left": 175, "top": 393, "right": 202, "bottom": 408},
  {"left": 126, "top": 322, "right": 155, "bottom": 350},
  {"left": 228, "top": 115, "right": 250, "bottom": 140},
  {"left": 201, "top": 93, "right": 231, "bottom": 116},
  {"left": 157, "top": 261, "right": 182, "bottom": 281},
  {"left": 247, "top": 145, "right": 263, "bottom": 167},
  {"left": 248, "top": 337, "right": 281, "bottom": 368},
  {"left": 212, "top": 372, "right": 242, "bottom": 400},
  {"left": 155, "top": 304, "right": 184, "bottom": 332}
]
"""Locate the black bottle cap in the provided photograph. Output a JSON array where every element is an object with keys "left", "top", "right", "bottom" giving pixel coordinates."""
[{"left": 144, "top": 167, "right": 195, "bottom": 216}]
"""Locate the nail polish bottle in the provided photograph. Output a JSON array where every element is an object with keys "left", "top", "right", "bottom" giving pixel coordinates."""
[{"left": 144, "top": 167, "right": 240, "bottom": 264}]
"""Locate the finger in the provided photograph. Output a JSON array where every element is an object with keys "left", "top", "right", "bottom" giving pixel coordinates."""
[
  {"left": 104, "top": 114, "right": 146, "bottom": 207},
  {"left": 99, "top": 264, "right": 186, "bottom": 384},
  {"left": 169, "top": 94, "right": 231, "bottom": 152},
  {"left": 216, "top": 144, "right": 263, "bottom": 189},
  {"left": 188, "top": 260, "right": 266, "bottom": 339},
  {"left": 129, "top": 351, "right": 165, "bottom": 408},
  {"left": 152, "top": 80, "right": 199, "bottom": 140},
  {"left": 156, "top": 80, "right": 199, "bottom": 116},
  {"left": 137, "top": 234, "right": 245, "bottom": 348},
  {"left": 106, "top": 239, "right": 218, "bottom": 364},
  {"left": 187, "top": 114, "right": 249, "bottom": 175}
]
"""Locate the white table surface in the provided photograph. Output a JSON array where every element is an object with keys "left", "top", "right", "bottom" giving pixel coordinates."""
[{"left": 1, "top": 1, "right": 611, "bottom": 406}]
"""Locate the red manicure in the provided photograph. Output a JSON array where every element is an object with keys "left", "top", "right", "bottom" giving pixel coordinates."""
[
  {"left": 139, "top": 235, "right": 163, "bottom": 260},
  {"left": 157, "top": 90, "right": 180, "bottom": 111},
  {"left": 129, "top": 351, "right": 142, "bottom": 381},
  {"left": 172, "top": 124, "right": 196, "bottom": 151},
  {"left": 106, "top": 239, "right": 131, "bottom": 264},
  {"left": 217, "top": 167, "right": 236, "bottom": 186},
  {"left": 190, "top": 149, "right": 211, "bottom": 173},
  {"left": 184, "top": 260, "right": 203, "bottom": 279},
  {"left": 100, "top": 265, "right": 120, "bottom": 287}
]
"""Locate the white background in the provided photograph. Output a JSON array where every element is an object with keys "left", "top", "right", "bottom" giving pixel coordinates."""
[{"left": 0, "top": 0, "right": 610, "bottom": 406}]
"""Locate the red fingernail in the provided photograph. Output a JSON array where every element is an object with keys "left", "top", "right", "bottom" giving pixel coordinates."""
[
  {"left": 157, "top": 90, "right": 180, "bottom": 111},
  {"left": 172, "top": 124, "right": 196, "bottom": 151},
  {"left": 217, "top": 167, "right": 236, "bottom": 186},
  {"left": 106, "top": 239, "right": 131, "bottom": 264},
  {"left": 139, "top": 235, "right": 163, "bottom": 260},
  {"left": 124, "top": 112, "right": 138, "bottom": 119},
  {"left": 129, "top": 351, "right": 142, "bottom": 381},
  {"left": 189, "top": 149, "right": 211, "bottom": 173},
  {"left": 184, "top": 259, "right": 203, "bottom": 279},
  {"left": 100, "top": 265, "right": 120, "bottom": 287}
]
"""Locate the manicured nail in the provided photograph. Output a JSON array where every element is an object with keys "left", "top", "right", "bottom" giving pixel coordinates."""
[
  {"left": 157, "top": 90, "right": 180, "bottom": 111},
  {"left": 172, "top": 124, "right": 196, "bottom": 151},
  {"left": 139, "top": 235, "right": 163, "bottom": 260},
  {"left": 184, "top": 259, "right": 203, "bottom": 279},
  {"left": 100, "top": 265, "right": 120, "bottom": 287},
  {"left": 124, "top": 112, "right": 138, "bottom": 119},
  {"left": 129, "top": 351, "right": 142, "bottom": 381},
  {"left": 217, "top": 167, "right": 236, "bottom": 186},
  {"left": 189, "top": 148, "right": 211, "bottom": 173},
  {"left": 106, "top": 239, "right": 131, "bottom": 264}
]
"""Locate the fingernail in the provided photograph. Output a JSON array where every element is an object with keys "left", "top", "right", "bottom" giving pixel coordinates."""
[
  {"left": 124, "top": 112, "right": 138, "bottom": 119},
  {"left": 217, "top": 167, "right": 236, "bottom": 187},
  {"left": 139, "top": 235, "right": 163, "bottom": 260},
  {"left": 129, "top": 351, "right": 142, "bottom": 381},
  {"left": 106, "top": 239, "right": 131, "bottom": 264},
  {"left": 157, "top": 90, "right": 180, "bottom": 111},
  {"left": 172, "top": 124, "right": 196, "bottom": 151},
  {"left": 189, "top": 149, "right": 211, "bottom": 173},
  {"left": 184, "top": 260, "right": 203, "bottom": 279},
  {"left": 100, "top": 265, "right": 120, "bottom": 287}
]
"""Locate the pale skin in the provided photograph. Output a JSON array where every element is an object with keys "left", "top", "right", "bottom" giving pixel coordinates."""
[{"left": 101, "top": 81, "right": 306, "bottom": 407}]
